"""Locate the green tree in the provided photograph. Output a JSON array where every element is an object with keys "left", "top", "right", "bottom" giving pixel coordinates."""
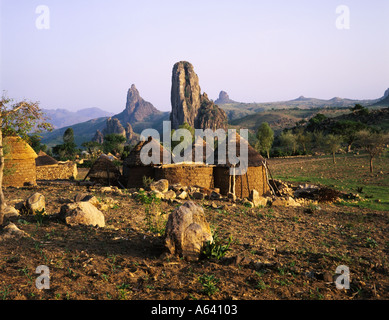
[
  {"left": 52, "top": 127, "right": 78, "bottom": 160},
  {"left": 279, "top": 130, "right": 297, "bottom": 155},
  {"left": 28, "top": 134, "right": 48, "bottom": 154},
  {"left": 306, "top": 113, "right": 327, "bottom": 132},
  {"left": 350, "top": 103, "right": 369, "bottom": 116},
  {"left": 256, "top": 122, "right": 274, "bottom": 158},
  {"left": 355, "top": 130, "right": 389, "bottom": 173},
  {"left": 295, "top": 127, "right": 312, "bottom": 154},
  {"left": 102, "top": 133, "right": 126, "bottom": 156},
  {"left": 312, "top": 130, "right": 326, "bottom": 154},
  {"left": 0, "top": 95, "right": 53, "bottom": 225},
  {"left": 81, "top": 141, "right": 102, "bottom": 155},
  {"left": 325, "top": 134, "right": 343, "bottom": 164},
  {"left": 330, "top": 120, "right": 368, "bottom": 152}
]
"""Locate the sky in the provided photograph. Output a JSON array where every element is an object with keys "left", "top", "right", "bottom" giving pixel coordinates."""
[{"left": 1, "top": 0, "right": 388, "bottom": 113}]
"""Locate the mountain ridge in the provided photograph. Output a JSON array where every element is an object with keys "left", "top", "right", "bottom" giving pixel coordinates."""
[{"left": 42, "top": 107, "right": 114, "bottom": 129}]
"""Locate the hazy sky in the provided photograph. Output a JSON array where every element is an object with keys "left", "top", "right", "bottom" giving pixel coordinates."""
[{"left": 1, "top": 0, "right": 388, "bottom": 113}]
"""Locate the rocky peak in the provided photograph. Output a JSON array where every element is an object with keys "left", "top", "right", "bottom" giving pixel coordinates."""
[
  {"left": 170, "top": 61, "right": 202, "bottom": 129},
  {"left": 170, "top": 61, "right": 228, "bottom": 131},
  {"left": 197, "top": 93, "right": 228, "bottom": 131},
  {"left": 117, "top": 84, "right": 159, "bottom": 123},
  {"left": 92, "top": 130, "right": 104, "bottom": 144},
  {"left": 103, "top": 117, "right": 126, "bottom": 137},
  {"left": 215, "top": 91, "right": 235, "bottom": 104},
  {"left": 126, "top": 123, "right": 134, "bottom": 141}
]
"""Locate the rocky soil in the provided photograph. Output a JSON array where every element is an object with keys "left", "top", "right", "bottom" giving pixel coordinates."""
[{"left": 0, "top": 173, "right": 387, "bottom": 300}]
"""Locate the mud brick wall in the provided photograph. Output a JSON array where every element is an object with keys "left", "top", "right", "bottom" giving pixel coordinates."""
[
  {"left": 127, "top": 166, "right": 155, "bottom": 188},
  {"left": 155, "top": 165, "right": 214, "bottom": 189},
  {"left": 36, "top": 162, "right": 77, "bottom": 180},
  {"left": 4, "top": 160, "right": 37, "bottom": 187},
  {"left": 214, "top": 166, "right": 269, "bottom": 199}
]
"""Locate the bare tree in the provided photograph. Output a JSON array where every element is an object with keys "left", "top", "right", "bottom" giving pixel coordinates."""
[{"left": 0, "top": 95, "right": 52, "bottom": 226}]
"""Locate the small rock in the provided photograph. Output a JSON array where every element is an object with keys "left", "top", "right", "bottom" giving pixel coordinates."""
[
  {"left": 0, "top": 223, "right": 29, "bottom": 241},
  {"left": 250, "top": 189, "right": 268, "bottom": 207},
  {"left": 150, "top": 190, "right": 164, "bottom": 199},
  {"left": 323, "top": 272, "right": 334, "bottom": 283},
  {"left": 192, "top": 192, "right": 205, "bottom": 200},
  {"left": 100, "top": 186, "right": 113, "bottom": 193},
  {"left": 176, "top": 190, "right": 188, "bottom": 200},
  {"left": 163, "top": 190, "right": 176, "bottom": 201},
  {"left": 3, "top": 206, "right": 20, "bottom": 219},
  {"left": 150, "top": 179, "right": 169, "bottom": 193},
  {"left": 209, "top": 191, "right": 222, "bottom": 200},
  {"left": 25, "top": 193, "right": 45, "bottom": 214},
  {"left": 210, "top": 202, "right": 218, "bottom": 209}
]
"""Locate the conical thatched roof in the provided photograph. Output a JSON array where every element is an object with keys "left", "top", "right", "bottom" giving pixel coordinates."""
[
  {"left": 212, "top": 132, "right": 265, "bottom": 167},
  {"left": 4, "top": 136, "right": 37, "bottom": 160},
  {"left": 124, "top": 137, "right": 173, "bottom": 166},
  {"left": 181, "top": 136, "right": 214, "bottom": 164},
  {"left": 35, "top": 150, "right": 58, "bottom": 166},
  {"left": 84, "top": 154, "right": 121, "bottom": 183}
]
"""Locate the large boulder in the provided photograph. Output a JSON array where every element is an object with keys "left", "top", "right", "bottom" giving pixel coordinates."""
[
  {"left": 59, "top": 202, "right": 105, "bottom": 227},
  {"left": 165, "top": 201, "right": 213, "bottom": 261},
  {"left": 25, "top": 193, "right": 45, "bottom": 214}
]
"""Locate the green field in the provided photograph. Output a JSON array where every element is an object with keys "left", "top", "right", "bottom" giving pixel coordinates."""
[{"left": 268, "top": 152, "right": 389, "bottom": 211}]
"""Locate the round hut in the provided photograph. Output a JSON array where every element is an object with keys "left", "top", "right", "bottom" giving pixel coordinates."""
[
  {"left": 83, "top": 154, "right": 121, "bottom": 186},
  {"left": 154, "top": 137, "right": 215, "bottom": 189},
  {"left": 213, "top": 133, "right": 269, "bottom": 199},
  {"left": 123, "top": 137, "right": 172, "bottom": 188},
  {"left": 3, "top": 136, "right": 38, "bottom": 187}
]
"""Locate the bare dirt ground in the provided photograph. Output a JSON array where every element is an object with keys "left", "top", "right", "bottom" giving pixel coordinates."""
[{"left": 0, "top": 161, "right": 388, "bottom": 301}]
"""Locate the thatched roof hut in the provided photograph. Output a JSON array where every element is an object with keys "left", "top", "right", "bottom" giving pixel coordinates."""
[
  {"left": 213, "top": 132, "right": 265, "bottom": 167},
  {"left": 213, "top": 133, "right": 269, "bottom": 198},
  {"left": 180, "top": 136, "right": 214, "bottom": 164},
  {"left": 123, "top": 137, "right": 173, "bottom": 188},
  {"left": 84, "top": 154, "right": 121, "bottom": 186},
  {"left": 124, "top": 137, "right": 172, "bottom": 167},
  {"left": 35, "top": 150, "right": 58, "bottom": 166},
  {"left": 3, "top": 136, "right": 38, "bottom": 187}
]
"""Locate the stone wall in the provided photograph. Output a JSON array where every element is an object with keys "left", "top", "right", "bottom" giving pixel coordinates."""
[
  {"left": 36, "top": 162, "right": 77, "bottom": 180},
  {"left": 214, "top": 166, "right": 269, "bottom": 199},
  {"left": 155, "top": 165, "right": 214, "bottom": 189},
  {"left": 4, "top": 159, "right": 36, "bottom": 187},
  {"left": 126, "top": 166, "right": 155, "bottom": 188}
]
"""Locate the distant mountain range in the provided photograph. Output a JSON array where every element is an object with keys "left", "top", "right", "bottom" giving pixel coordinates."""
[
  {"left": 42, "top": 107, "right": 114, "bottom": 129},
  {"left": 40, "top": 85, "right": 389, "bottom": 148},
  {"left": 41, "top": 86, "right": 169, "bottom": 147},
  {"left": 218, "top": 89, "right": 389, "bottom": 121}
]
